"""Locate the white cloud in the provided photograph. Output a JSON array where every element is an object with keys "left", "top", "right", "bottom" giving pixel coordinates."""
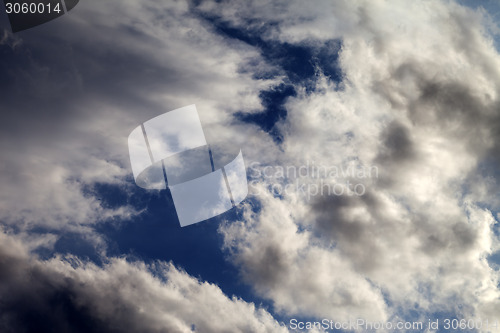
[
  {"left": 221, "top": 185, "right": 388, "bottom": 322},
  {"left": 208, "top": 0, "right": 500, "bottom": 325}
]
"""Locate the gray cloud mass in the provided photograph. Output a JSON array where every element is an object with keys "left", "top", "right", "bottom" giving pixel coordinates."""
[
  {"left": 0, "top": 231, "right": 288, "bottom": 333},
  {"left": 1, "top": 0, "right": 500, "bottom": 331}
]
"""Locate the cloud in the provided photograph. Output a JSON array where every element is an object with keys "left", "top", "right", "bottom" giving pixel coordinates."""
[
  {"left": 209, "top": 0, "right": 500, "bottom": 324},
  {"left": 221, "top": 186, "right": 388, "bottom": 322},
  {"left": 0, "top": 230, "right": 288, "bottom": 333},
  {"left": 0, "top": 1, "right": 289, "bottom": 329},
  {"left": 2, "top": 0, "right": 500, "bottom": 329},
  {"left": 0, "top": 0, "right": 277, "bottom": 235}
]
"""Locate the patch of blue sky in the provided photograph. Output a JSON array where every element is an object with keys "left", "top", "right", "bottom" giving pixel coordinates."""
[
  {"left": 457, "top": 0, "right": 500, "bottom": 50},
  {"left": 459, "top": 157, "right": 500, "bottom": 269},
  {"left": 195, "top": 11, "right": 343, "bottom": 143},
  {"left": 90, "top": 182, "right": 272, "bottom": 311}
]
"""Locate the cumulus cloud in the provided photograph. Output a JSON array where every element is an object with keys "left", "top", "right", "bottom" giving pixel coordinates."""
[
  {"left": 0, "top": 230, "right": 288, "bottom": 333},
  {"left": 206, "top": 0, "right": 500, "bottom": 325},
  {"left": 222, "top": 186, "right": 388, "bottom": 322}
]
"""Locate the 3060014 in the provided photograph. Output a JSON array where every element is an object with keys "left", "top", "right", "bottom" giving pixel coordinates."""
[{"left": 5, "top": 2, "right": 62, "bottom": 14}]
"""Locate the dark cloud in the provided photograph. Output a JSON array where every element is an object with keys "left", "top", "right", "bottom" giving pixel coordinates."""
[
  {"left": 0, "top": 239, "right": 156, "bottom": 333},
  {"left": 0, "top": 232, "right": 287, "bottom": 333},
  {"left": 309, "top": 193, "right": 386, "bottom": 273},
  {"left": 409, "top": 215, "right": 479, "bottom": 256},
  {"left": 377, "top": 120, "right": 415, "bottom": 163},
  {"left": 235, "top": 243, "right": 290, "bottom": 288}
]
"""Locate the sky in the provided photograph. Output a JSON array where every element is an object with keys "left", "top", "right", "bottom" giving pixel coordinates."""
[{"left": 1, "top": 0, "right": 500, "bottom": 332}]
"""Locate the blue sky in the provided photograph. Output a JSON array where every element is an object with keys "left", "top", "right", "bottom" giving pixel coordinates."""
[{"left": 1, "top": 1, "right": 500, "bottom": 332}]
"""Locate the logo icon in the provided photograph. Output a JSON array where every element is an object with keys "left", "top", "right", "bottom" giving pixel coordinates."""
[{"left": 128, "top": 105, "right": 248, "bottom": 227}]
